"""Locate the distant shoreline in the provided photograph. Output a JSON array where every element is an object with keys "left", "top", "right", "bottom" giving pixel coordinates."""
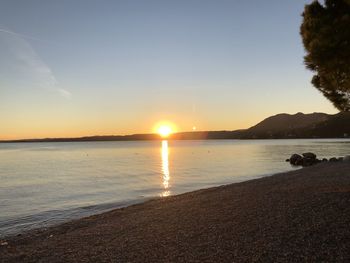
[
  {"left": 1, "top": 162, "right": 349, "bottom": 262},
  {"left": 0, "top": 131, "right": 349, "bottom": 143},
  {"left": 2, "top": 111, "right": 349, "bottom": 142}
]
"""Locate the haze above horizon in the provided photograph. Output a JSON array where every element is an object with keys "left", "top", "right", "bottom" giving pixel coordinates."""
[{"left": 0, "top": 0, "right": 337, "bottom": 140}]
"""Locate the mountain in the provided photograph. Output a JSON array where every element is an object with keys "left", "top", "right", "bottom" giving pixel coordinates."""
[
  {"left": 240, "top": 112, "right": 350, "bottom": 139},
  {"left": 248, "top": 112, "right": 330, "bottom": 132},
  {"left": 300, "top": 111, "right": 350, "bottom": 138}
]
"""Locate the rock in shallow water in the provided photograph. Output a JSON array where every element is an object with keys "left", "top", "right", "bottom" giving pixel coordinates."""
[
  {"left": 302, "top": 152, "right": 317, "bottom": 159},
  {"left": 288, "top": 153, "right": 348, "bottom": 166},
  {"left": 289, "top": 154, "right": 302, "bottom": 165}
]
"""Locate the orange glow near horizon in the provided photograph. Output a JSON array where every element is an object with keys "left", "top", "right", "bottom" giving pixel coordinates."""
[
  {"left": 6, "top": 109, "right": 323, "bottom": 140},
  {"left": 3, "top": 108, "right": 340, "bottom": 140}
]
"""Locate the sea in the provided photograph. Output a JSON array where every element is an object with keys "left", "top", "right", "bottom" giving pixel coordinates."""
[{"left": 0, "top": 139, "right": 349, "bottom": 237}]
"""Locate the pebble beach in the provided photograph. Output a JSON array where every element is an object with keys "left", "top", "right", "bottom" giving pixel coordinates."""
[{"left": 1, "top": 162, "right": 349, "bottom": 262}]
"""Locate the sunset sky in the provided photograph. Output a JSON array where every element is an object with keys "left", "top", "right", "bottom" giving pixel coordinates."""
[{"left": 0, "top": 0, "right": 337, "bottom": 140}]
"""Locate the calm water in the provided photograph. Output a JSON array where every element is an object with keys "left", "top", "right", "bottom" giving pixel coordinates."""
[{"left": 0, "top": 139, "right": 349, "bottom": 237}]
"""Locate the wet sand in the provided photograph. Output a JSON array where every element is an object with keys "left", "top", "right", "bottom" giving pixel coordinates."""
[{"left": 1, "top": 162, "right": 350, "bottom": 262}]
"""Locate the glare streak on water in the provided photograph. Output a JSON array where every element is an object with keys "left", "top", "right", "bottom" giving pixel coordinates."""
[
  {"left": 0, "top": 139, "right": 349, "bottom": 237},
  {"left": 161, "top": 140, "right": 170, "bottom": 197}
]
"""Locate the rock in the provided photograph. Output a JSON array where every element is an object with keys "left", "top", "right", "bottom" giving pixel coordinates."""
[
  {"left": 302, "top": 158, "right": 312, "bottom": 166},
  {"left": 289, "top": 154, "right": 302, "bottom": 165},
  {"left": 302, "top": 157, "right": 318, "bottom": 167},
  {"left": 295, "top": 158, "right": 304, "bottom": 166},
  {"left": 0, "top": 241, "right": 8, "bottom": 246},
  {"left": 302, "top": 152, "right": 317, "bottom": 159},
  {"left": 287, "top": 152, "right": 349, "bottom": 166}
]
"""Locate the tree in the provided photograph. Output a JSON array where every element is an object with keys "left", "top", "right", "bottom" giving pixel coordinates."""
[{"left": 300, "top": 0, "right": 350, "bottom": 111}]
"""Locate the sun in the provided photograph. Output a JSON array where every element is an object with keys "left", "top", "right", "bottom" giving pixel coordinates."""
[
  {"left": 154, "top": 121, "right": 177, "bottom": 138},
  {"left": 157, "top": 125, "right": 172, "bottom": 138}
]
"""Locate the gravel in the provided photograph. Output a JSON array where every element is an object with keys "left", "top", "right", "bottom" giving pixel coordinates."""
[{"left": 1, "top": 162, "right": 349, "bottom": 262}]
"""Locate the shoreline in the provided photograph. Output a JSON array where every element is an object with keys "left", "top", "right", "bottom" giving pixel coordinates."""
[
  {"left": 0, "top": 167, "right": 300, "bottom": 239},
  {"left": 0, "top": 169, "right": 287, "bottom": 239},
  {"left": 0, "top": 197, "right": 154, "bottom": 239},
  {"left": 0, "top": 172, "right": 278, "bottom": 239},
  {"left": 1, "top": 162, "right": 350, "bottom": 262}
]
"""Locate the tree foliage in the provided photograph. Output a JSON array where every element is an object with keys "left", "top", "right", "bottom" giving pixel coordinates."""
[{"left": 300, "top": 0, "right": 350, "bottom": 111}]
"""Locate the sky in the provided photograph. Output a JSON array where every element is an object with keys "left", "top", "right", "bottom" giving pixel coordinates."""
[{"left": 0, "top": 0, "right": 337, "bottom": 139}]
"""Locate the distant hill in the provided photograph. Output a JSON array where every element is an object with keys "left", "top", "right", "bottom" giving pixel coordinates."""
[
  {"left": 1, "top": 112, "right": 349, "bottom": 142},
  {"left": 248, "top": 112, "right": 330, "bottom": 132},
  {"left": 300, "top": 111, "right": 350, "bottom": 138},
  {"left": 172, "top": 112, "right": 349, "bottom": 139},
  {"left": 240, "top": 112, "right": 337, "bottom": 139}
]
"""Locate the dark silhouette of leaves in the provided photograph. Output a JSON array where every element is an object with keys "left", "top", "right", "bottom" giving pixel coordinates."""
[{"left": 300, "top": 0, "right": 350, "bottom": 111}]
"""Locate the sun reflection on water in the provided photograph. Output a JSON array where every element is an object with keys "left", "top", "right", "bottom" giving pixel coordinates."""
[{"left": 160, "top": 140, "right": 170, "bottom": 197}]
